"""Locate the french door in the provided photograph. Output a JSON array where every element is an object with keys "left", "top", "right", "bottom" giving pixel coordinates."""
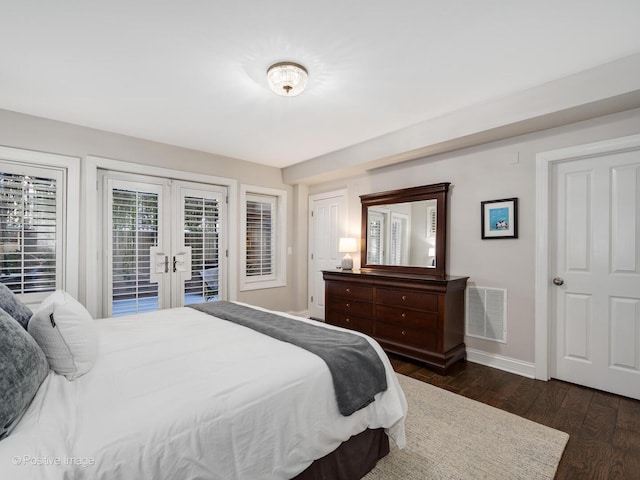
[{"left": 102, "top": 171, "right": 226, "bottom": 317}]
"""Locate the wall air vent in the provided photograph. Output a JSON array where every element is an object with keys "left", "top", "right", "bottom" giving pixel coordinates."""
[{"left": 466, "top": 286, "right": 507, "bottom": 343}]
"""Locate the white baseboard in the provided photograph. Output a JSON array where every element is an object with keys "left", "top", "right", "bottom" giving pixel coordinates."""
[
  {"left": 466, "top": 348, "right": 536, "bottom": 379},
  {"left": 288, "top": 309, "right": 311, "bottom": 318}
]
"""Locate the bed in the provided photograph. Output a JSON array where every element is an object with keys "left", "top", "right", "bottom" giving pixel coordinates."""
[{"left": 0, "top": 297, "right": 407, "bottom": 480}]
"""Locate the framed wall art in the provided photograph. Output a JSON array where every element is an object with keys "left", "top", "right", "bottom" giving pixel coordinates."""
[{"left": 481, "top": 197, "right": 518, "bottom": 239}]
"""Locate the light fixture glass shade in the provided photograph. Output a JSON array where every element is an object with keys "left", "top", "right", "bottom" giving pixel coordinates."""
[{"left": 267, "top": 62, "right": 308, "bottom": 96}]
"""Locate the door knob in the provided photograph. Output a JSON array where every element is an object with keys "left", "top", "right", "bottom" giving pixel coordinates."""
[{"left": 552, "top": 277, "right": 564, "bottom": 286}]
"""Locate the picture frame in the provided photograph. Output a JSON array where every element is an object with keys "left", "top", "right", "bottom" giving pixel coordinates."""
[{"left": 481, "top": 197, "right": 518, "bottom": 239}]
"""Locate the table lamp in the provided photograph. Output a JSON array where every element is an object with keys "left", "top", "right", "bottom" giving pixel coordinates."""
[{"left": 338, "top": 237, "right": 358, "bottom": 270}]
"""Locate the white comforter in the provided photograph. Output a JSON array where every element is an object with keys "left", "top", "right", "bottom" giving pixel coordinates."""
[{"left": 1, "top": 305, "right": 407, "bottom": 480}]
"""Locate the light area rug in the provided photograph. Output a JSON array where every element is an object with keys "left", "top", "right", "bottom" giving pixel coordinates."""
[{"left": 365, "top": 373, "right": 569, "bottom": 480}]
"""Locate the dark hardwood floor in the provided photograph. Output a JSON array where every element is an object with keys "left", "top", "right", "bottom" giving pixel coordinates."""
[{"left": 389, "top": 354, "right": 640, "bottom": 480}]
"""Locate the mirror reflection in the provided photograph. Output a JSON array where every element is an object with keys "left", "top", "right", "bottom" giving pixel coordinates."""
[{"left": 366, "top": 199, "right": 437, "bottom": 267}]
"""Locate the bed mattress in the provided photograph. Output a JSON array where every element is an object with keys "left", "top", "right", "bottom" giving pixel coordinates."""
[{"left": 0, "top": 305, "right": 407, "bottom": 480}]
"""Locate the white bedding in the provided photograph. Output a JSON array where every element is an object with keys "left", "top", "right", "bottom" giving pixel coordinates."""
[{"left": 1, "top": 304, "right": 407, "bottom": 480}]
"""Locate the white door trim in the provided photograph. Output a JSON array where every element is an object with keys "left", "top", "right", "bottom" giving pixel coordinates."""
[{"left": 534, "top": 133, "right": 640, "bottom": 380}]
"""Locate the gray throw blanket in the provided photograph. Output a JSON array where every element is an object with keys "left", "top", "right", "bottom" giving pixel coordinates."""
[{"left": 189, "top": 301, "right": 388, "bottom": 416}]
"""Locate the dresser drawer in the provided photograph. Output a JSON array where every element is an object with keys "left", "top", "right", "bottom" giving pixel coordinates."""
[
  {"left": 328, "top": 298, "right": 373, "bottom": 317},
  {"left": 326, "top": 312, "right": 373, "bottom": 335},
  {"left": 375, "top": 305, "right": 438, "bottom": 329},
  {"left": 327, "top": 282, "right": 373, "bottom": 302},
  {"left": 376, "top": 288, "right": 438, "bottom": 311},
  {"left": 376, "top": 321, "right": 437, "bottom": 351}
]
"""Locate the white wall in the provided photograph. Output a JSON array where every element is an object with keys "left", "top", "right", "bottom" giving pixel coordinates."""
[
  {"left": 3, "top": 104, "right": 640, "bottom": 357},
  {"left": 308, "top": 108, "right": 640, "bottom": 364},
  {"left": 0, "top": 108, "right": 301, "bottom": 314}
]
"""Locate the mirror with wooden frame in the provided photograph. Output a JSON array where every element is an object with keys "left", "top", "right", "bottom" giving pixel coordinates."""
[{"left": 360, "top": 183, "right": 449, "bottom": 277}]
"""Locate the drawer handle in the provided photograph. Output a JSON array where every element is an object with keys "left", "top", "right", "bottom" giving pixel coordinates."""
[
  {"left": 345, "top": 318, "right": 350, "bottom": 323},
  {"left": 401, "top": 295, "right": 407, "bottom": 301},
  {"left": 401, "top": 313, "right": 406, "bottom": 318},
  {"left": 401, "top": 330, "right": 407, "bottom": 336},
  {"left": 346, "top": 303, "right": 350, "bottom": 308},
  {"left": 346, "top": 288, "right": 351, "bottom": 293}
]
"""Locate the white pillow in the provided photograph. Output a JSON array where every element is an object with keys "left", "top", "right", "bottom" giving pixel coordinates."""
[{"left": 27, "top": 290, "right": 98, "bottom": 381}]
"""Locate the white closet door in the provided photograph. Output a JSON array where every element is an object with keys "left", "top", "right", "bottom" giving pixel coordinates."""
[
  {"left": 308, "top": 191, "right": 347, "bottom": 320},
  {"left": 552, "top": 150, "right": 640, "bottom": 399}
]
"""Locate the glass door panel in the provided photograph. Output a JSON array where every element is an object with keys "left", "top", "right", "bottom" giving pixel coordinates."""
[
  {"left": 106, "top": 178, "right": 167, "bottom": 317},
  {"left": 176, "top": 184, "right": 226, "bottom": 306}
]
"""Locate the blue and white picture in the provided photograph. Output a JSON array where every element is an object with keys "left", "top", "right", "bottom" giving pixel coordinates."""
[
  {"left": 489, "top": 207, "right": 509, "bottom": 231},
  {"left": 481, "top": 198, "right": 518, "bottom": 239}
]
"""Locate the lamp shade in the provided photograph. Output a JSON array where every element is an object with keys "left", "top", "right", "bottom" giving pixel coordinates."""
[{"left": 338, "top": 237, "right": 358, "bottom": 253}]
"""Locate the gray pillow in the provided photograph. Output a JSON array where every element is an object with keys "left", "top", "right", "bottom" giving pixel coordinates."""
[
  {"left": 0, "top": 307, "right": 49, "bottom": 439},
  {"left": 0, "top": 283, "right": 33, "bottom": 329}
]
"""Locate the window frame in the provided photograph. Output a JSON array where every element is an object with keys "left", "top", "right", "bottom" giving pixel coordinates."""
[
  {"left": 240, "top": 184, "right": 286, "bottom": 291},
  {"left": 0, "top": 146, "right": 80, "bottom": 308}
]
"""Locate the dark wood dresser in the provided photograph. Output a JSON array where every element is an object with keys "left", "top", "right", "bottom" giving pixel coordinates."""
[{"left": 323, "top": 269, "right": 468, "bottom": 374}]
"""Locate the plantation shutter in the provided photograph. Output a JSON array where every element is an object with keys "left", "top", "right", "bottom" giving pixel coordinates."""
[
  {"left": 390, "top": 218, "right": 401, "bottom": 264},
  {"left": 428, "top": 207, "right": 437, "bottom": 237},
  {"left": 110, "top": 187, "right": 160, "bottom": 316},
  {"left": 367, "top": 211, "right": 384, "bottom": 264},
  {"left": 184, "top": 195, "right": 220, "bottom": 303},
  {"left": 0, "top": 171, "right": 60, "bottom": 296},
  {"left": 245, "top": 194, "right": 275, "bottom": 280}
]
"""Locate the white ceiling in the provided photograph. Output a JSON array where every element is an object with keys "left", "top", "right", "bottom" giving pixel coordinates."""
[{"left": 1, "top": 1, "right": 639, "bottom": 169}]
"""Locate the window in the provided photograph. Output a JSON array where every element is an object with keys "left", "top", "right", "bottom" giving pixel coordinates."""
[
  {"left": 389, "top": 212, "right": 410, "bottom": 265},
  {"left": 367, "top": 209, "right": 386, "bottom": 264},
  {"left": 245, "top": 195, "right": 274, "bottom": 278},
  {"left": 0, "top": 171, "right": 59, "bottom": 295},
  {"left": 0, "top": 146, "right": 79, "bottom": 306},
  {"left": 241, "top": 185, "right": 286, "bottom": 290}
]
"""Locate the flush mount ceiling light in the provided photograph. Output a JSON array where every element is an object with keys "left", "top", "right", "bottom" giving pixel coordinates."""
[{"left": 266, "top": 62, "right": 308, "bottom": 97}]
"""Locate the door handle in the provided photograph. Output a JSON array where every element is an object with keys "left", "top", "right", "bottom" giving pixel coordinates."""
[
  {"left": 171, "top": 248, "right": 192, "bottom": 277},
  {"left": 552, "top": 277, "right": 564, "bottom": 286},
  {"left": 173, "top": 255, "right": 186, "bottom": 272}
]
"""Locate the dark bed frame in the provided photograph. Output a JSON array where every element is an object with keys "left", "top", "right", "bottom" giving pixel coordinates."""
[{"left": 293, "top": 428, "right": 389, "bottom": 480}]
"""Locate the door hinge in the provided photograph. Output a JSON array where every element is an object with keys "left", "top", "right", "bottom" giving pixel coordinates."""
[
  {"left": 225, "top": 249, "right": 228, "bottom": 258},
  {"left": 225, "top": 195, "right": 228, "bottom": 204},
  {"left": 311, "top": 296, "right": 314, "bottom": 303},
  {"left": 311, "top": 210, "right": 314, "bottom": 217},
  {"left": 311, "top": 253, "right": 314, "bottom": 260}
]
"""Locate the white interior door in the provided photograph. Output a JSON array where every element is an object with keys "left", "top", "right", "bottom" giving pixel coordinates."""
[
  {"left": 308, "top": 190, "right": 347, "bottom": 320},
  {"left": 103, "top": 172, "right": 226, "bottom": 317},
  {"left": 552, "top": 150, "right": 640, "bottom": 399}
]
